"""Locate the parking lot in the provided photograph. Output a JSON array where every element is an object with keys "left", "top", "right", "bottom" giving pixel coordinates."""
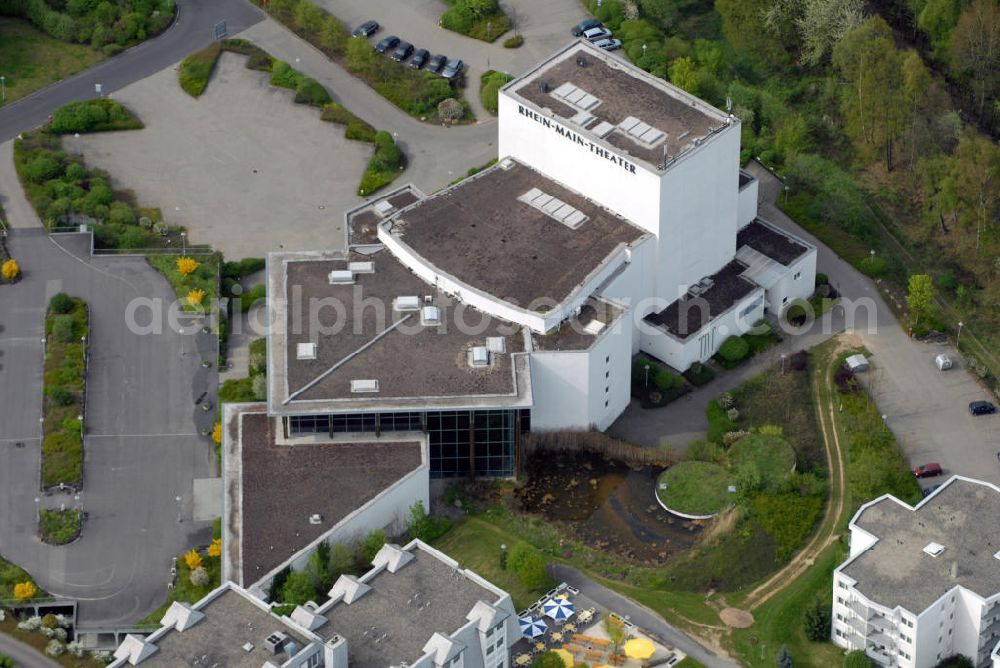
[{"left": 72, "top": 52, "right": 371, "bottom": 258}]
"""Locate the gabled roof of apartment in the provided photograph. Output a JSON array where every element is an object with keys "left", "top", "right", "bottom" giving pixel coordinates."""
[
  {"left": 506, "top": 41, "right": 733, "bottom": 170},
  {"left": 840, "top": 476, "right": 1000, "bottom": 613},
  {"left": 267, "top": 248, "right": 532, "bottom": 414},
  {"left": 224, "top": 405, "right": 426, "bottom": 586},
  {"left": 381, "top": 158, "right": 647, "bottom": 313},
  {"left": 315, "top": 542, "right": 510, "bottom": 668}
]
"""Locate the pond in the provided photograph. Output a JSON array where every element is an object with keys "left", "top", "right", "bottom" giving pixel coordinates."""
[{"left": 518, "top": 449, "right": 702, "bottom": 565}]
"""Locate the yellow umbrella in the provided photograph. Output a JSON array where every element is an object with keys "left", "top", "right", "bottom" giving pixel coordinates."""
[
  {"left": 553, "top": 649, "right": 574, "bottom": 667},
  {"left": 624, "top": 637, "right": 656, "bottom": 659}
]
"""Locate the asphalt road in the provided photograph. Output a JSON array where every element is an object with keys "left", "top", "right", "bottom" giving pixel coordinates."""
[
  {"left": 0, "top": 0, "right": 266, "bottom": 142},
  {"left": 0, "top": 632, "right": 61, "bottom": 668},
  {"left": 549, "top": 564, "right": 742, "bottom": 668}
]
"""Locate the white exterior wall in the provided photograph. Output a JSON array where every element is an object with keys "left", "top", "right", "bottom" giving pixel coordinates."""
[
  {"left": 764, "top": 248, "right": 817, "bottom": 315},
  {"left": 598, "top": 235, "right": 657, "bottom": 353},
  {"left": 638, "top": 287, "right": 764, "bottom": 371},
  {"left": 656, "top": 125, "right": 741, "bottom": 301},
  {"left": 529, "top": 316, "right": 632, "bottom": 431},
  {"left": 737, "top": 175, "right": 759, "bottom": 227}
]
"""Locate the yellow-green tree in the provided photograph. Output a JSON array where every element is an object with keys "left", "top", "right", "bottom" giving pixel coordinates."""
[
  {"left": 207, "top": 538, "right": 222, "bottom": 558},
  {"left": 1, "top": 258, "right": 19, "bottom": 281},
  {"left": 187, "top": 288, "right": 206, "bottom": 306},
  {"left": 184, "top": 548, "right": 202, "bottom": 570},
  {"left": 212, "top": 422, "right": 222, "bottom": 445},
  {"left": 906, "top": 274, "right": 934, "bottom": 325},
  {"left": 14, "top": 581, "right": 37, "bottom": 599},
  {"left": 176, "top": 257, "right": 199, "bottom": 276}
]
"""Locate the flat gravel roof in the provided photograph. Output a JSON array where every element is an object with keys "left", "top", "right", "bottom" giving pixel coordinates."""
[{"left": 737, "top": 219, "right": 808, "bottom": 266}]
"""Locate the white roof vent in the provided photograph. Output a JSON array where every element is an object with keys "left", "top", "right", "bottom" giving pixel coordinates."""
[
  {"left": 583, "top": 319, "right": 606, "bottom": 335},
  {"left": 486, "top": 336, "right": 506, "bottom": 353},
  {"left": 309, "top": 513, "right": 322, "bottom": 525},
  {"left": 618, "top": 116, "right": 666, "bottom": 147},
  {"left": 499, "top": 158, "right": 515, "bottom": 170},
  {"left": 923, "top": 542, "right": 946, "bottom": 557},
  {"left": 994, "top": 550, "right": 1000, "bottom": 561},
  {"left": 264, "top": 632, "right": 289, "bottom": 654},
  {"left": 348, "top": 261, "right": 374, "bottom": 274},
  {"left": 373, "top": 199, "right": 396, "bottom": 217},
  {"left": 551, "top": 82, "right": 601, "bottom": 110},
  {"left": 328, "top": 269, "right": 355, "bottom": 285},
  {"left": 297, "top": 342, "right": 317, "bottom": 360},
  {"left": 350, "top": 379, "right": 379, "bottom": 393},
  {"left": 394, "top": 296, "right": 421, "bottom": 311},
  {"left": 592, "top": 120, "right": 615, "bottom": 138},
  {"left": 242, "top": 642, "right": 254, "bottom": 653},
  {"left": 518, "top": 188, "right": 589, "bottom": 229},
  {"left": 421, "top": 306, "right": 441, "bottom": 326},
  {"left": 470, "top": 346, "right": 490, "bottom": 367}
]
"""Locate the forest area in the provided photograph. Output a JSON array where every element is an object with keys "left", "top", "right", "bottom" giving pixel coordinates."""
[{"left": 584, "top": 0, "right": 1000, "bottom": 389}]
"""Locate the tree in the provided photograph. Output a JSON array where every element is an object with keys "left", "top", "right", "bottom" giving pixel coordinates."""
[
  {"left": 918, "top": 0, "right": 962, "bottom": 59},
  {"left": 1, "top": 259, "right": 19, "bottom": 281},
  {"left": 844, "top": 650, "right": 875, "bottom": 667},
  {"left": 950, "top": 134, "right": 1000, "bottom": 251},
  {"left": 13, "top": 581, "right": 37, "bottom": 599},
  {"left": 530, "top": 651, "right": 565, "bottom": 668},
  {"left": 176, "top": 256, "right": 199, "bottom": 276},
  {"left": 328, "top": 542, "right": 356, "bottom": 581},
  {"left": 949, "top": 0, "right": 1000, "bottom": 118},
  {"left": 796, "top": 0, "right": 864, "bottom": 66},
  {"left": 212, "top": 422, "right": 222, "bottom": 445},
  {"left": 803, "top": 598, "right": 832, "bottom": 641},
  {"left": 933, "top": 655, "right": 974, "bottom": 668},
  {"left": 776, "top": 645, "right": 793, "bottom": 668},
  {"left": 189, "top": 566, "right": 210, "bottom": 587},
  {"left": 305, "top": 544, "right": 331, "bottom": 595},
  {"left": 437, "top": 98, "right": 464, "bottom": 122},
  {"left": 506, "top": 542, "right": 549, "bottom": 589},
  {"left": 907, "top": 274, "right": 934, "bottom": 325},
  {"left": 207, "top": 538, "right": 222, "bottom": 558},
  {"left": 604, "top": 615, "right": 625, "bottom": 654},
  {"left": 358, "top": 529, "right": 387, "bottom": 564},
  {"left": 187, "top": 288, "right": 206, "bottom": 307},
  {"left": 668, "top": 57, "right": 699, "bottom": 94},
  {"left": 292, "top": 1, "right": 324, "bottom": 32},
  {"left": 184, "top": 548, "right": 202, "bottom": 570},
  {"left": 281, "top": 570, "right": 316, "bottom": 605}
]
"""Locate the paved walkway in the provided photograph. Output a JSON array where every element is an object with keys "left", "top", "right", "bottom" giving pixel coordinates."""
[
  {"left": 0, "top": 632, "right": 62, "bottom": 668},
  {"left": 549, "top": 565, "right": 741, "bottom": 668}
]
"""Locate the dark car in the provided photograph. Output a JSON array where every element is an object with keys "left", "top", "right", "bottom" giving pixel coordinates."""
[
  {"left": 571, "top": 18, "right": 602, "bottom": 36},
  {"left": 375, "top": 35, "right": 400, "bottom": 54},
  {"left": 441, "top": 58, "right": 464, "bottom": 80},
  {"left": 914, "top": 463, "right": 943, "bottom": 479},
  {"left": 390, "top": 41, "right": 414, "bottom": 62},
  {"left": 351, "top": 20, "right": 379, "bottom": 38},
  {"left": 409, "top": 48, "right": 430, "bottom": 69},
  {"left": 970, "top": 400, "right": 998, "bottom": 416},
  {"left": 922, "top": 483, "right": 943, "bottom": 497},
  {"left": 427, "top": 54, "right": 448, "bottom": 73}
]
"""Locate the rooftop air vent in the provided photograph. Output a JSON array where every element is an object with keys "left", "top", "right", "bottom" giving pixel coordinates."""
[
  {"left": 309, "top": 514, "right": 322, "bottom": 525},
  {"left": 328, "top": 270, "right": 355, "bottom": 285},
  {"left": 551, "top": 82, "right": 600, "bottom": 110},
  {"left": 296, "top": 342, "right": 317, "bottom": 360},
  {"left": 264, "top": 632, "right": 289, "bottom": 654},
  {"left": 421, "top": 306, "right": 441, "bottom": 326},
  {"left": 583, "top": 320, "right": 606, "bottom": 335},
  {"left": 394, "top": 296, "right": 421, "bottom": 311},
  {"left": 242, "top": 643, "right": 254, "bottom": 653},
  {"left": 373, "top": 200, "right": 396, "bottom": 217},
  {"left": 499, "top": 158, "right": 515, "bottom": 171},
  {"left": 923, "top": 542, "right": 946, "bottom": 558},
  {"left": 518, "top": 188, "right": 589, "bottom": 229},
  {"left": 592, "top": 121, "right": 615, "bottom": 139},
  {"left": 348, "top": 261, "right": 374, "bottom": 274},
  {"left": 538, "top": 81, "right": 551, "bottom": 94},
  {"left": 350, "top": 379, "right": 379, "bottom": 393},
  {"left": 994, "top": 550, "right": 1000, "bottom": 561},
  {"left": 469, "top": 346, "right": 490, "bottom": 367},
  {"left": 617, "top": 116, "right": 666, "bottom": 147},
  {"left": 486, "top": 336, "right": 506, "bottom": 354},
  {"left": 576, "top": 55, "right": 588, "bottom": 67}
]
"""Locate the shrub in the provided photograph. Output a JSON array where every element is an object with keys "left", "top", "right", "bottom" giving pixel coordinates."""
[
  {"left": 815, "top": 272, "right": 829, "bottom": 287},
  {"left": 48, "top": 387, "right": 74, "bottom": 407},
  {"left": 480, "top": 70, "right": 514, "bottom": 115},
  {"left": 187, "top": 288, "right": 206, "bottom": 306},
  {"left": 503, "top": 34, "right": 524, "bottom": 48},
  {"left": 1, "top": 259, "right": 19, "bottom": 281},
  {"left": 281, "top": 570, "right": 316, "bottom": 605},
  {"left": 47, "top": 99, "right": 142, "bottom": 134},
  {"left": 844, "top": 650, "right": 874, "bottom": 668},
  {"left": 239, "top": 284, "right": 266, "bottom": 312},
  {"left": 406, "top": 501, "right": 452, "bottom": 542},
  {"left": 184, "top": 548, "right": 202, "bottom": 570},
  {"left": 222, "top": 257, "right": 265, "bottom": 279},
  {"left": 803, "top": 598, "right": 831, "bottom": 641},
  {"left": 207, "top": 538, "right": 222, "bottom": 557},
  {"left": 506, "top": 542, "right": 549, "bottom": 589},
  {"left": 14, "top": 581, "right": 37, "bottom": 599},
  {"left": 359, "top": 529, "right": 387, "bottom": 564},
  {"left": 531, "top": 652, "right": 566, "bottom": 668},
  {"left": 189, "top": 566, "right": 210, "bottom": 587},
  {"left": 707, "top": 400, "right": 737, "bottom": 443},
  {"left": 178, "top": 43, "right": 221, "bottom": 97},
  {"left": 654, "top": 368, "right": 682, "bottom": 391},
  {"left": 51, "top": 315, "right": 75, "bottom": 344},
  {"left": 358, "top": 131, "right": 404, "bottom": 195},
  {"left": 26, "top": 155, "right": 63, "bottom": 183},
  {"left": 270, "top": 61, "right": 303, "bottom": 89},
  {"left": 294, "top": 77, "right": 332, "bottom": 106},
  {"left": 718, "top": 336, "right": 750, "bottom": 365},
  {"left": 252, "top": 374, "right": 267, "bottom": 400},
  {"left": 438, "top": 98, "right": 465, "bottom": 122}
]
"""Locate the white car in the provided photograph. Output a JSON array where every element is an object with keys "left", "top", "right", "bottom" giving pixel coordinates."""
[
  {"left": 593, "top": 37, "right": 622, "bottom": 51},
  {"left": 582, "top": 26, "right": 613, "bottom": 42}
]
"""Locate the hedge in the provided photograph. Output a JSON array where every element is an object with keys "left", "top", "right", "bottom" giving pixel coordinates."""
[
  {"left": 480, "top": 70, "right": 514, "bottom": 115},
  {"left": 358, "top": 131, "right": 405, "bottom": 195},
  {"left": 0, "top": 0, "right": 175, "bottom": 51},
  {"left": 178, "top": 42, "right": 222, "bottom": 97},
  {"left": 717, "top": 335, "right": 750, "bottom": 368},
  {"left": 46, "top": 99, "right": 143, "bottom": 134},
  {"left": 41, "top": 294, "right": 88, "bottom": 488},
  {"left": 440, "top": 0, "right": 510, "bottom": 42}
]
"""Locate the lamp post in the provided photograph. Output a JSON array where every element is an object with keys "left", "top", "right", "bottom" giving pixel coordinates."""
[
  {"left": 176, "top": 495, "right": 183, "bottom": 523},
  {"left": 1, "top": 76, "right": 6, "bottom": 102},
  {"left": 869, "top": 249, "right": 876, "bottom": 266},
  {"left": 641, "top": 43, "right": 647, "bottom": 58},
  {"left": 644, "top": 362, "right": 651, "bottom": 387},
  {"left": 180, "top": 231, "right": 186, "bottom": 253},
  {"left": 783, "top": 185, "right": 789, "bottom": 206},
  {"left": 780, "top": 353, "right": 787, "bottom": 375},
  {"left": 487, "top": 22, "right": 492, "bottom": 40},
  {"left": 957, "top": 321, "right": 964, "bottom": 342}
]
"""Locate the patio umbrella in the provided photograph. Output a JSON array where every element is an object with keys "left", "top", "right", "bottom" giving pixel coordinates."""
[
  {"left": 543, "top": 597, "right": 575, "bottom": 621},
  {"left": 624, "top": 637, "right": 656, "bottom": 659},
  {"left": 553, "top": 649, "right": 574, "bottom": 668},
  {"left": 519, "top": 616, "right": 548, "bottom": 639}
]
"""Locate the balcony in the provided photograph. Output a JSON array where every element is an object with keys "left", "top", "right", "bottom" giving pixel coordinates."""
[
  {"left": 866, "top": 647, "right": 897, "bottom": 666},
  {"left": 849, "top": 600, "right": 874, "bottom": 619}
]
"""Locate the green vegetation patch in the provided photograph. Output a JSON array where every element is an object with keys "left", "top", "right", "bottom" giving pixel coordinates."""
[
  {"left": 0, "top": 553, "right": 44, "bottom": 600},
  {"left": 657, "top": 461, "right": 736, "bottom": 516},
  {"left": 178, "top": 42, "right": 222, "bottom": 97},
  {"left": 480, "top": 70, "right": 514, "bottom": 115},
  {"left": 0, "top": 18, "right": 105, "bottom": 107},
  {"left": 147, "top": 254, "right": 219, "bottom": 315},
  {"left": 39, "top": 508, "right": 82, "bottom": 545},
  {"left": 358, "top": 130, "right": 405, "bottom": 196},
  {"left": 41, "top": 294, "right": 88, "bottom": 488},
  {"left": 729, "top": 434, "right": 796, "bottom": 485},
  {"left": 47, "top": 98, "right": 143, "bottom": 134},
  {"left": 441, "top": 0, "right": 510, "bottom": 42}
]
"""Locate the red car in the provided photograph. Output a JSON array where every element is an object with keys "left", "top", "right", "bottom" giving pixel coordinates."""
[{"left": 914, "top": 463, "right": 943, "bottom": 478}]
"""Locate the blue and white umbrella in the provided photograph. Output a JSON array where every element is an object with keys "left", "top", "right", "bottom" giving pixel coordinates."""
[
  {"left": 543, "top": 597, "right": 575, "bottom": 621},
  {"left": 519, "top": 616, "right": 548, "bottom": 639}
]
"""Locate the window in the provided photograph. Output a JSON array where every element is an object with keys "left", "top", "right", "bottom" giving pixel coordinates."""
[
  {"left": 835, "top": 629, "right": 844, "bottom": 638},
  {"left": 605, "top": 371, "right": 610, "bottom": 378},
  {"left": 487, "top": 645, "right": 494, "bottom": 655},
  {"left": 782, "top": 296, "right": 789, "bottom": 304},
  {"left": 838, "top": 581, "right": 847, "bottom": 589},
  {"left": 794, "top": 271, "right": 801, "bottom": 280},
  {"left": 604, "top": 400, "right": 609, "bottom": 408},
  {"left": 605, "top": 386, "right": 609, "bottom": 394}
]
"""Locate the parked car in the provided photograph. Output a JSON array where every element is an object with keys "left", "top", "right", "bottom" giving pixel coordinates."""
[
  {"left": 427, "top": 54, "right": 448, "bottom": 73},
  {"left": 935, "top": 353, "right": 953, "bottom": 370},
  {"left": 969, "top": 400, "right": 998, "bottom": 416},
  {"left": 375, "top": 35, "right": 400, "bottom": 54},
  {"left": 582, "top": 26, "right": 613, "bottom": 42},
  {"left": 441, "top": 58, "right": 464, "bottom": 80},
  {"left": 390, "top": 41, "right": 414, "bottom": 62},
  {"left": 409, "top": 48, "right": 429, "bottom": 69},
  {"left": 351, "top": 20, "right": 379, "bottom": 38},
  {"left": 922, "top": 483, "right": 943, "bottom": 497},
  {"left": 914, "top": 463, "right": 943, "bottom": 479},
  {"left": 571, "top": 18, "right": 602, "bottom": 36},
  {"left": 593, "top": 37, "right": 622, "bottom": 51}
]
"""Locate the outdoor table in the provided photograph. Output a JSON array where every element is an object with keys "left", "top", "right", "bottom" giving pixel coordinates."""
[
  {"left": 551, "top": 632, "right": 563, "bottom": 642},
  {"left": 564, "top": 623, "right": 576, "bottom": 632},
  {"left": 534, "top": 642, "right": 547, "bottom": 652},
  {"left": 515, "top": 654, "right": 531, "bottom": 666}
]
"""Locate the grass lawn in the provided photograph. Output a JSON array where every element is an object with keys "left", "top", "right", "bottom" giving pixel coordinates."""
[
  {"left": 0, "top": 553, "right": 43, "bottom": 600},
  {"left": 147, "top": 254, "right": 219, "bottom": 315},
  {"left": 674, "top": 659, "right": 707, "bottom": 668},
  {"left": 41, "top": 296, "right": 88, "bottom": 488},
  {"left": 656, "top": 461, "right": 735, "bottom": 516},
  {"left": 728, "top": 542, "right": 847, "bottom": 667},
  {"left": 729, "top": 434, "right": 796, "bottom": 484},
  {"left": 39, "top": 509, "right": 82, "bottom": 545},
  {"left": 0, "top": 18, "right": 104, "bottom": 108},
  {"left": 431, "top": 517, "right": 554, "bottom": 610}
]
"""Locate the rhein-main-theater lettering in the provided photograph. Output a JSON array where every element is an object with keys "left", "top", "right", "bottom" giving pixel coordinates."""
[{"left": 517, "top": 104, "right": 638, "bottom": 174}]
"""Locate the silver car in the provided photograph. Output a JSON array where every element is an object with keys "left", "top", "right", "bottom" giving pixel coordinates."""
[
  {"left": 583, "top": 26, "right": 613, "bottom": 42},
  {"left": 593, "top": 37, "right": 622, "bottom": 51}
]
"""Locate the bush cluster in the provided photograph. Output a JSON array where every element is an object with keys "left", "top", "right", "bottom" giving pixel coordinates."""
[
  {"left": 480, "top": 70, "right": 514, "bottom": 115},
  {"left": 503, "top": 34, "right": 523, "bottom": 48},
  {"left": 358, "top": 130, "right": 404, "bottom": 195},
  {"left": 42, "top": 294, "right": 88, "bottom": 487},
  {"left": 0, "top": 0, "right": 176, "bottom": 51},
  {"left": 440, "top": 0, "right": 510, "bottom": 41},
  {"left": 47, "top": 99, "right": 143, "bottom": 134},
  {"left": 178, "top": 42, "right": 222, "bottom": 97},
  {"left": 271, "top": 528, "right": 389, "bottom": 605},
  {"left": 506, "top": 542, "right": 550, "bottom": 589},
  {"left": 717, "top": 336, "right": 750, "bottom": 367},
  {"left": 321, "top": 102, "right": 377, "bottom": 142}
]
